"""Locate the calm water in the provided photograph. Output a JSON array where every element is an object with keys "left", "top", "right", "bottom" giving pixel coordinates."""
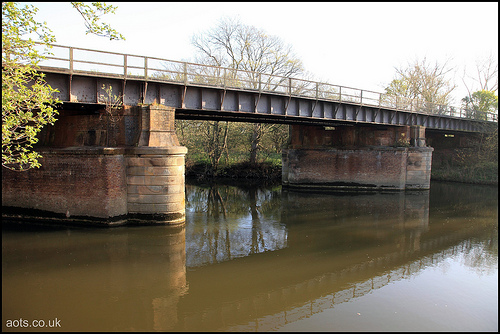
[{"left": 2, "top": 181, "right": 498, "bottom": 332}]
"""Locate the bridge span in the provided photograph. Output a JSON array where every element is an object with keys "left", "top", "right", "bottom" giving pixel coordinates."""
[
  {"left": 2, "top": 44, "right": 498, "bottom": 226},
  {"left": 37, "top": 44, "right": 494, "bottom": 132}
]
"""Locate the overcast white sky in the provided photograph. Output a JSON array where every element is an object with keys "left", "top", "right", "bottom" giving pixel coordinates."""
[{"left": 28, "top": 2, "right": 498, "bottom": 105}]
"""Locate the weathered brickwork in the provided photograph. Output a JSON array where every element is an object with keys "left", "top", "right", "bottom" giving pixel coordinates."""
[
  {"left": 283, "top": 124, "right": 433, "bottom": 190},
  {"left": 37, "top": 106, "right": 141, "bottom": 147},
  {"left": 138, "top": 105, "right": 180, "bottom": 147},
  {"left": 3, "top": 105, "right": 188, "bottom": 226},
  {"left": 283, "top": 148, "right": 408, "bottom": 190},
  {"left": 283, "top": 147, "right": 433, "bottom": 190},
  {"left": 405, "top": 148, "right": 433, "bottom": 189},
  {"left": 2, "top": 148, "right": 128, "bottom": 220}
]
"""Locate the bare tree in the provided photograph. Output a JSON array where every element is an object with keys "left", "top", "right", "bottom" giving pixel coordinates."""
[
  {"left": 191, "top": 17, "right": 305, "bottom": 164},
  {"left": 192, "top": 17, "right": 304, "bottom": 82},
  {"left": 460, "top": 55, "right": 498, "bottom": 121},
  {"left": 462, "top": 54, "right": 498, "bottom": 94}
]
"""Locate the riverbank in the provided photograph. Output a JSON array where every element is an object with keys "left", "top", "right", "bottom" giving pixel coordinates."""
[
  {"left": 186, "top": 161, "right": 282, "bottom": 182},
  {"left": 186, "top": 160, "right": 498, "bottom": 186},
  {"left": 430, "top": 163, "right": 498, "bottom": 186}
]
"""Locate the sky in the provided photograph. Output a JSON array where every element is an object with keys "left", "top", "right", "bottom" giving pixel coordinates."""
[{"left": 26, "top": 2, "right": 498, "bottom": 105}]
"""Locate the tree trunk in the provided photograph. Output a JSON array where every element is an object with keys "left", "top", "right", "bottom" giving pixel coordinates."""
[
  {"left": 249, "top": 123, "right": 262, "bottom": 165},
  {"left": 208, "top": 121, "right": 229, "bottom": 174}
]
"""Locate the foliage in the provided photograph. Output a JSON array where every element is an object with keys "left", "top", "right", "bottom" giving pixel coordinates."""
[
  {"left": 383, "top": 57, "right": 456, "bottom": 113},
  {"left": 2, "top": 2, "right": 124, "bottom": 171},
  {"left": 432, "top": 128, "right": 498, "bottom": 185},
  {"left": 71, "top": 2, "right": 125, "bottom": 40},
  {"left": 186, "top": 160, "right": 282, "bottom": 182},
  {"left": 99, "top": 84, "right": 124, "bottom": 123},
  {"left": 393, "top": 133, "right": 410, "bottom": 147},
  {"left": 177, "top": 119, "right": 286, "bottom": 179},
  {"left": 461, "top": 90, "right": 498, "bottom": 121},
  {"left": 2, "top": 2, "right": 59, "bottom": 171}
]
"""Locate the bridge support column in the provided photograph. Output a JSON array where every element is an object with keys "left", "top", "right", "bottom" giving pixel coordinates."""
[
  {"left": 126, "top": 146, "right": 187, "bottom": 224},
  {"left": 410, "top": 125, "right": 426, "bottom": 147},
  {"left": 125, "top": 105, "right": 187, "bottom": 224},
  {"left": 282, "top": 125, "right": 433, "bottom": 191},
  {"left": 2, "top": 104, "right": 187, "bottom": 226}
]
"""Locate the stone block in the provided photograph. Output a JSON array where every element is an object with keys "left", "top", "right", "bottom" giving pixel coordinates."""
[
  {"left": 127, "top": 175, "right": 182, "bottom": 186},
  {"left": 127, "top": 165, "right": 184, "bottom": 176},
  {"left": 128, "top": 202, "right": 184, "bottom": 214},
  {"left": 127, "top": 193, "right": 184, "bottom": 204}
]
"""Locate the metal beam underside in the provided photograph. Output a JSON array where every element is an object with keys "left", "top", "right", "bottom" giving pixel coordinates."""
[{"left": 43, "top": 71, "right": 493, "bottom": 133}]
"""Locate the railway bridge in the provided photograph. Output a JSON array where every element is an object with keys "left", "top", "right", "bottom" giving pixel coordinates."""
[{"left": 2, "top": 44, "right": 497, "bottom": 225}]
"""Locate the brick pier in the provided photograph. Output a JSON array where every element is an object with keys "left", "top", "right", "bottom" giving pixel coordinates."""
[
  {"left": 282, "top": 124, "right": 433, "bottom": 191},
  {"left": 2, "top": 105, "right": 187, "bottom": 226}
]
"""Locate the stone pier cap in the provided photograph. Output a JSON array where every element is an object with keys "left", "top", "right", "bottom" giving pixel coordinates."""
[{"left": 34, "top": 146, "right": 188, "bottom": 155}]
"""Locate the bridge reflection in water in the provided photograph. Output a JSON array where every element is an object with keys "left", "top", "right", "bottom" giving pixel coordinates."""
[{"left": 1, "top": 182, "right": 497, "bottom": 331}]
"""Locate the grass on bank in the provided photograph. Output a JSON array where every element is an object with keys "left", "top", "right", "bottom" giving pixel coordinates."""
[
  {"left": 431, "top": 161, "right": 498, "bottom": 185},
  {"left": 185, "top": 151, "right": 282, "bottom": 181}
]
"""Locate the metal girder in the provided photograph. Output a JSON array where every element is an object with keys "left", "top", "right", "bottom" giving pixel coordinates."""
[{"left": 42, "top": 70, "right": 495, "bottom": 133}]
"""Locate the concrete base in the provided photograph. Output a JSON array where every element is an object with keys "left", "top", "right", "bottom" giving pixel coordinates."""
[{"left": 282, "top": 146, "right": 433, "bottom": 191}]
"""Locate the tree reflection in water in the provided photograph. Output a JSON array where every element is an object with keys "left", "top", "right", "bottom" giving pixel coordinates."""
[{"left": 185, "top": 182, "right": 286, "bottom": 267}]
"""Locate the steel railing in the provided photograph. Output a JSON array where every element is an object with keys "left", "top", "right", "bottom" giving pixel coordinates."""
[{"left": 30, "top": 43, "right": 498, "bottom": 122}]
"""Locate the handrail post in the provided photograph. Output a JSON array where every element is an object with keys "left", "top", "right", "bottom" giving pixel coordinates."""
[
  {"left": 288, "top": 77, "right": 292, "bottom": 96},
  {"left": 69, "top": 47, "right": 74, "bottom": 74},
  {"left": 183, "top": 62, "right": 187, "bottom": 85},
  {"left": 259, "top": 73, "right": 262, "bottom": 93},
  {"left": 144, "top": 57, "right": 148, "bottom": 79},
  {"left": 339, "top": 86, "right": 342, "bottom": 102},
  {"left": 123, "top": 54, "right": 127, "bottom": 78}
]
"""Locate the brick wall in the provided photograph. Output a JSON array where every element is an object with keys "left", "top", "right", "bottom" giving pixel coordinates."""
[
  {"left": 284, "top": 124, "right": 433, "bottom": 190},
  {"left": 2, "top": 147, "right": 189, "bottom": 225},
  {"left": 2, "top": 148, "right": 128, "bottom": 221},
  {"left": 283, "top": 147, "right": 408, "bottom": 190},
  {"left": 3, "top": 105, "right": 188, "bottom": 225},
  {"left": 36, "top": 106, "right": 141, "bottom": 147},
  {"left": 283, "top": 147, "right": 433, "bottom": 190}
]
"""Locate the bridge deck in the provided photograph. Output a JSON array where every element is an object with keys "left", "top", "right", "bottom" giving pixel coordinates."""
[{"left": 36, "top": 44, "right": 497, "bottom": 132}]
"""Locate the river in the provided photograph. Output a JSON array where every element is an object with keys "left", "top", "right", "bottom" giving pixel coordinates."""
[{"left": 2, "top": 181, "right": 497, "bottom": 332}]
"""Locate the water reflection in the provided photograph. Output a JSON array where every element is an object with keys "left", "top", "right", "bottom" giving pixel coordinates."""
[
  {"left": 2, "top": 225, "right": 187, "bottom": 331},
  {"left": 2, "top": 182, "right": 497, "bottom": 332},
  {"left": 185, "top": 183, "right": 286, "bottom": 267}
]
